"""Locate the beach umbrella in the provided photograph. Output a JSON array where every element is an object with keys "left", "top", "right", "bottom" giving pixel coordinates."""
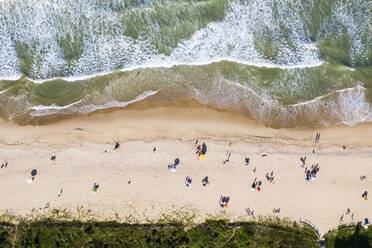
[{"left": 31, "top": 169, "right": 37, "bottom": 176}]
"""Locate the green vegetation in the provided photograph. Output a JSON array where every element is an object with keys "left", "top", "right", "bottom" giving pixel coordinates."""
[
  {"left": 324, "top": 224, "right": 372, "bottom": 248},
  {"left": 1, "top": 217, "right": 371, "bottom": 247},
  {"left": 0, "top": 219, "right": 320, "bottom": 248}
]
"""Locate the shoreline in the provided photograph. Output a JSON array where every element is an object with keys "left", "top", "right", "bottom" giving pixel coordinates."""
[
  {"left": 2, "top": 99, "right": 372, "bottom": 148},
  {"left": 0, "top": 99, "right": 371, "bottom": 236}
]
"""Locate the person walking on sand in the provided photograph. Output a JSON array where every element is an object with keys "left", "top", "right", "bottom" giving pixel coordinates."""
[
  {"left": 196, "top": 144, "right": 201, "bottom": 156},
  {"left": 245, "top": 157, "right": 250, "bottom": 167},
  {"left": 114, "top": 142, "right": 120, "bottom": 151},
  {"left": 223, "top": 151, "right": 231, "bottom": 164},
  {"left": 92, "top": 183, "right": 99, "bottom": 193},
  {"left": 185, "top": 176, "right": 192, "bottom": 188},
  {"left": 202, "top": 176, "right": 209, "bottom": 187},
  {"left": 257, "top": 181, "right": 262, "bottom": 191},
  {"left": 1, "top": 160, "right": 8, "bottom": 169},
  {"left": 300, "top": 156, "right": 306, "bottom": 168},
  {"left": 251, "top": 177, "right": 257, "bottom": 191}
]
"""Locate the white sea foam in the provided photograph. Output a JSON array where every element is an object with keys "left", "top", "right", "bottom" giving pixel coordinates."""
[
  {"left": 30, "top": 89, "right": 159, "bottom": 116},
  {"left": 0, "top": 0, "right": 326, "bottom": 82},
  {"left": 0, "top": 88, "right": 9, "bottom": 94},
  {"left": 5, "top": 57, "right": 324, "bottom": 84}
]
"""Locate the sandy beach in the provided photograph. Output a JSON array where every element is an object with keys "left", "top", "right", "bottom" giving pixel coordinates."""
[{"left": 0, "top": 100, "right": 371, "bottom": 236}]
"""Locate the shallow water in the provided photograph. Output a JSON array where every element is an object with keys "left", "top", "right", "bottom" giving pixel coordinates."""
[{"left": 0, "top": 0, "right": 371, "bottom": 127}]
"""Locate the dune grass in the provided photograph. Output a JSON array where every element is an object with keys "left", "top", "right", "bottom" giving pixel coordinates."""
[
  {"left": 0, "top": 218, "right": 320, "bottom": 248},
  {"left": 324, "top": 224, "right": 372, "bottom": 248}
]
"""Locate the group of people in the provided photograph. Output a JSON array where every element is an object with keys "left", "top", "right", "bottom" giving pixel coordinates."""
[
  {"left": 195, "top": 140, "right": 207, "bottom": 160},
  {"left": 305, "top": 163, "right": 320, "bottom": 181},
  {"left": 272, "top": 208, "right": 280, "bottom": 214},
  {"left": 300, "top": 155, "right": 320, "bottom": 182},
  {"left": 251, "top": 177, "right": 262, "bottom": 192},
  {"left": 184, "top": 176, "right": 210, "bottom": 188}
]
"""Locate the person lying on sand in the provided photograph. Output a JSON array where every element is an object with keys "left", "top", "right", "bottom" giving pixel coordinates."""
[
  {"left": 114, "top": 142, "right": 120, "bottom": 151},
  {"left": 219, "top": 195, "right": 230, "bottom": 208}
]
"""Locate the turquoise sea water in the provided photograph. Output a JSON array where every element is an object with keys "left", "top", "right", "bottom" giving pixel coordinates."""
[{"left": 0, "top": 0, "right": 371, "bottom": 127}]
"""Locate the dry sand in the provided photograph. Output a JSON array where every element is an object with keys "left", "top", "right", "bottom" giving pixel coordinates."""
[{"left": 0, "top": 100, "right": 371, "bottom": 236}]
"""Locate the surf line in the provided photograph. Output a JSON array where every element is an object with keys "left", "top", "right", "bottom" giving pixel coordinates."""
[{"left": 0, "top": 57, "right": 324, "bottom": 84}]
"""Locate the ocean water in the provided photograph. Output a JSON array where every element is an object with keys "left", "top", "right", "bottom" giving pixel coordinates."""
[{"left": 0, "top": 0, "right": 371, "bottom": 127}]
